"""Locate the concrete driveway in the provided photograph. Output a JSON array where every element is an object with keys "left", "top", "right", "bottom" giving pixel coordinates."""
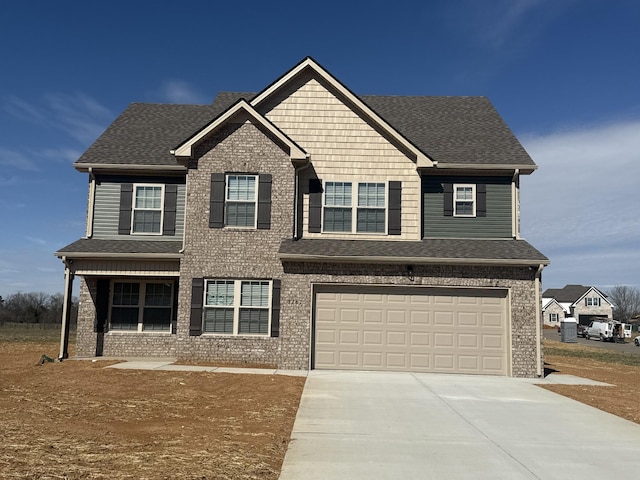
[{"left": 279, "top": 371, "right": 640, "bottom": 480}]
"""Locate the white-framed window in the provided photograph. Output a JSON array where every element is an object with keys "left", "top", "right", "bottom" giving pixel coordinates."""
[
  {"left": 132, "top": 184, "right": 164, "bottom": 234},
  {"left": 225, "top": 174, "right": 257, "bottom": 228},
  {"left": 323, "top": 181, "right": 386, "bottom": 233},
  {"left": 110, "top": 281, "right": 173, "bottom": 332},
  {"left": 585, "top": 297, "right": 601, "bottom": 307},
  {"left": 549, "top": 313, "right": 559, "bottom": 322},
  {"left": 203, "top": 279, "right": 271, "bottom": 335},
  {"left": 454, "top": 184, "right": 475, "bottom": 217}
]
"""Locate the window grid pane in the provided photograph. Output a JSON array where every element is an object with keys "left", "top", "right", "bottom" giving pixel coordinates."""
[
  {"left": 142, "top": 307, "right": 171, "bottom": 331},
  {"left": 358, "top": 183, "right": 385, "bottom": 207},
  {"left": 226, "top": 202, "right": 256, "bottom": 227},
  {"left": 203, "top": 308, "right": 234, "bottom": 334},
  {"left": 227, "top": 175, "right": 256, "bottom": 201},
  {"left": 133, "top": 211, "right": 161, "bottom": 233},
  {"left": 135, "top": 186, "right": 162, "bottom": 209},
  {"left": 111, "top": 307, "right": 139, "bottom": 330},
  {"left": 324, "top": 207, "right": 352, "bottom": 232},
  {"left": 113, "top": 283, "right": 139, "bottom": 306},
  {"left": 206, "top": 281, "right": 235, "bottom": 306},
  {"left": 241, "top": 281, "right": 269, "bottom": 307},
  {"left": 238, "top": 309, "right": 269, "bottom": 335},
  {"left": 357, "top": 208, "right": 385, "bottom": 233},
  {"left": 325, "top": 182, "right": 352, "bottom": 207}
]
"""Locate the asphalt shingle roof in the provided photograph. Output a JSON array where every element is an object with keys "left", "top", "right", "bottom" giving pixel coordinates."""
[
  {"left": 56, "top": 239, "right": 183, "bottom": 256},
  {"left": 75, "top": 90, "right": 534, "bottom": 168},
  {"left": 542, "top": 284, "right": 596, "bottom": 303},
  {"left": 278, "top": 238, "right": 548, "bottom": 264}
]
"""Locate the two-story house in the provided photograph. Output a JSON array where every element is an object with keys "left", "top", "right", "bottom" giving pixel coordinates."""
[
  {"left": 542, "top": 284, "right": 613, "bottom": 326},
  {"left": 56, "top": 57, "right": 548, "bottom": 377}
]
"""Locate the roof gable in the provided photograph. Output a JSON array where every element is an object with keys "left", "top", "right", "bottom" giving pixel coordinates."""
[
  {"left": 249, "top": 57, "right": 434, "bottom": 168},
  {"left": 542, "top": 284, "right": 612, "bottom": 307},
  {"left": 171, "top": 99, "right": 307, "bottom": 162}
]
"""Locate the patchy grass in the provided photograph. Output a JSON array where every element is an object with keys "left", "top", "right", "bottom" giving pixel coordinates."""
[{"left": 543, "top": 339, "right": 640, "bottom": 424}]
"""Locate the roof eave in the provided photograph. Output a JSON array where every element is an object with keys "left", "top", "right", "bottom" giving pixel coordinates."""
[
  {"left": 55, "top": 252, "right": 183, "bottom": 260},
  {"left": 432, "top": 163, "right": 537, "bottom": 174},
  {"left": 279, "top": 253, "right": 549, "bottom": 267},
  {"left": 74, "top": 163, "right": 187, "bottom": 174}
]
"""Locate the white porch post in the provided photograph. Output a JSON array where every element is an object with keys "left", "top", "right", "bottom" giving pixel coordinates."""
[{"left": 58, "top": 265, "right": 75, "bottom": 360}]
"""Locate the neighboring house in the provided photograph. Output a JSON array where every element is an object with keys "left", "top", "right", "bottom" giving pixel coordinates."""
[
  {"left": 55, "top": 57, "right": 548, "bottom": 377},
  {"left": 542, "top": 284, "right": 613, "bottom": 326}
]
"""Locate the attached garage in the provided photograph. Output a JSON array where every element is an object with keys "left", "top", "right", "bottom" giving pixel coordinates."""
[{"left": 313, "top": 285, "right": 510, "bottom": 375}]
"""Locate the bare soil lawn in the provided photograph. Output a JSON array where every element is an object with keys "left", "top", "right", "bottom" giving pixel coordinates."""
[
  {"left": 0, "top": 327, "right": 305, "bottom": 480},
  {"left": 542, "top": 338, "right": 640, "bottom": 425}
]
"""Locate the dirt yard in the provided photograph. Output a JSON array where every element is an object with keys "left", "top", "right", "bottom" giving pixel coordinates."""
[
  {"left": 0, "top": 331, "right": 305, "bottom": 480},
  {"left": 542, "top": 338, "right": 640, "bottom": 425},
  {"left": 2, "top": 329, "right": 640, "bottom": 479}
]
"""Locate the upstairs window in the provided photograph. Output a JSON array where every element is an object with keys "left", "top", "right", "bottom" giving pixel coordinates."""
[
  {"left": 225, "top": 175, "right": 257, "bottom": 228},
  {"left": 454, "top": 184, "right": 475, "bottom": 217},
  {"left": 132, "top": 185, "right": 164, "bottom": 234},
  {"left": 585, "top": 297, "right": 601, "bottom": 307},
  {"left": 323, "top": 181, "right": 386, "bottom": 233},
  {"left": 549, "top": 313, "right": 559, "bottom": 322}
]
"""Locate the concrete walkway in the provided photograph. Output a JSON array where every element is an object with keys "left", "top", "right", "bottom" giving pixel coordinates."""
[{"left": 279, "top": 371, "right": 640, "bottom": 480}]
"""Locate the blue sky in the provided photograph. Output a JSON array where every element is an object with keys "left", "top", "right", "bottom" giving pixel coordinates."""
[{"left": 1, "top": 0, "right": 639, "bottom": 297}]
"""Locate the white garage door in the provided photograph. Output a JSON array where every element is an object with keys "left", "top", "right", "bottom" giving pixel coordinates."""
[{"left": 314, "top": 286, "right": 509, "bottom": 375}]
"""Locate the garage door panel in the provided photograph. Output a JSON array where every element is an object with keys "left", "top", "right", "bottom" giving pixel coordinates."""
[{"left": 315, "top": 287, "right": 507, "bottom": 375}]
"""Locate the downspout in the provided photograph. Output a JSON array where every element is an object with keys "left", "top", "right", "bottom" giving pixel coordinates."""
[
  {"left": 534, "top": 263, "right": 545, "bottom": 377},
  {"left": 293, "top": 155, "right": 312, "bottom": 240},
  {"left": 85, "top": 167, "right": 96, "bottom": 238},
  {"left": 179, "top": 173, "right": 189, "bottom": 253},
  {"left": 512, "top": 169, "right": 519, "bottom": 239},
  {"left": 58, "top": 256, "right": 75, "bottom": 361}
]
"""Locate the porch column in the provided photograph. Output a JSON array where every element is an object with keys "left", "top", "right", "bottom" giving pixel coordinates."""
[{"left": 58, "top": 265, "right": 75, "bottom": 360}]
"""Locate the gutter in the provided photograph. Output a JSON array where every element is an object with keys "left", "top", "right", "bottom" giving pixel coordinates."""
[
  {"left": 54, "top": 252, "right": 183, "bottom": 260},
  {"left": 74, "top": 163, "right": 187, "bottom": 173},
  {"left": 278, "top": 252, "right": 549, "bottom": 267}
]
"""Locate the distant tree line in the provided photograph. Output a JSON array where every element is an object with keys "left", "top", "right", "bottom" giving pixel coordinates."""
[
  {"left": 608, "top": 285, "right": 640, "bottom": 323},
  {"left": 0, "top": 292, "right": 78, "bottom": 326}
]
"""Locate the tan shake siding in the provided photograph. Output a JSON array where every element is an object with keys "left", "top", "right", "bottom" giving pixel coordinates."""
[
  {"left": 175, "top": 122, "right": 293, "bottom": 365},
  {"left": 258, "top": 74, "right": 421, "bottom": 240}
]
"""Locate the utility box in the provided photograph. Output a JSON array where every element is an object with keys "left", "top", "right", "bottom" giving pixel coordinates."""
[{"left": 561, "top": 317, "right": 578, "bottom": 343}]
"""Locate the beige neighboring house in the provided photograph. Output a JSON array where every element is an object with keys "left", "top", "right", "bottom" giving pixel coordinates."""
[
  {"left": 542, "top": 284, "right": 613, "bottom": 327},
  {"left": 55, "top": 57, "right": 549, "bottom": 377}
]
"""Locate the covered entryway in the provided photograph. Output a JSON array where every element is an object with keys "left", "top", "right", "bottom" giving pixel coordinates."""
[{"left": 313, "top": 285, "right": 509, "bottom": 375}]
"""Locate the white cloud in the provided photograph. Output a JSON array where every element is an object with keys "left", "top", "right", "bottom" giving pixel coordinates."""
[
  {"left": 154, "top": 80, "right": 208, "bottom": 104},
  {"left": 44, "top": 93, "right": 113, "bottom": 144},
  {"left": 521, "top": 119, "right": 640, "bottom": 288},
  {"left": 0, "top": 147, "right": 39, "bottom": 171}
]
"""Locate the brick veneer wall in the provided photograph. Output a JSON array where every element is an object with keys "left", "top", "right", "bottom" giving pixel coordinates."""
[
  {"left": 279, "top": 263, "right": 540, "bottom": 377},
  {"left": 175, "top": 122, "right": 292, "bottom": 366},
  {"left": 75, "top": 277, "right": 178, "bottom": 357}
]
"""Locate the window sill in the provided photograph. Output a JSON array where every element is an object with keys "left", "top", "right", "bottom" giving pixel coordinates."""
[{"left": 108, "top": 330, "right": 172, "bottom": 335}]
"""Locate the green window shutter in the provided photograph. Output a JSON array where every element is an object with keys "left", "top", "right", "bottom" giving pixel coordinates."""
[
  {"left": 163, "top": 184, "right": 178, "bottom": 235},
  {"left": 189, "top": 278, "right": 204, "bottom": 336},
  {"left": 118, "top": 184, "right": 133, "bottom": 234},
  {"left": 209, "top": 173, "right": 225, "bottom": 228},
  {"left": 443, "top": 183, "right": 453, "bottom": 216},
  {"left": 477, "top": 183, "right": 487, "bottom": 217},
  {"left": 95, "top": 279, "right": 110, "bottom": 333},
  {"left": 271, "top": 279, "right": 281, "bottom": 337},
  {"left": 388, "top": 181, "right": 402, "bottom": 235},
  {"left": 308, "top": 179, "right": 323, "bottom": 233},
  {"left": 257, "top": 174, "right": 272, "bottom": 230}
]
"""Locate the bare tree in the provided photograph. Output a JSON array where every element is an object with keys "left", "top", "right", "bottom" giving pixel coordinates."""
[{"left": 607, "top": 285, "right": 640, "bottom": 322}]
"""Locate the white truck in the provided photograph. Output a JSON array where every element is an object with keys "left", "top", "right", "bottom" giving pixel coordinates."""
[{"left": 585, "top": 320, "right": 627, "bottom": 342}]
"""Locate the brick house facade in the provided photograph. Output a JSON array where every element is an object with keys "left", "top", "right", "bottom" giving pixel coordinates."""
[{"left": 57, "top": 58, "right": 548, "bottom": 377}]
